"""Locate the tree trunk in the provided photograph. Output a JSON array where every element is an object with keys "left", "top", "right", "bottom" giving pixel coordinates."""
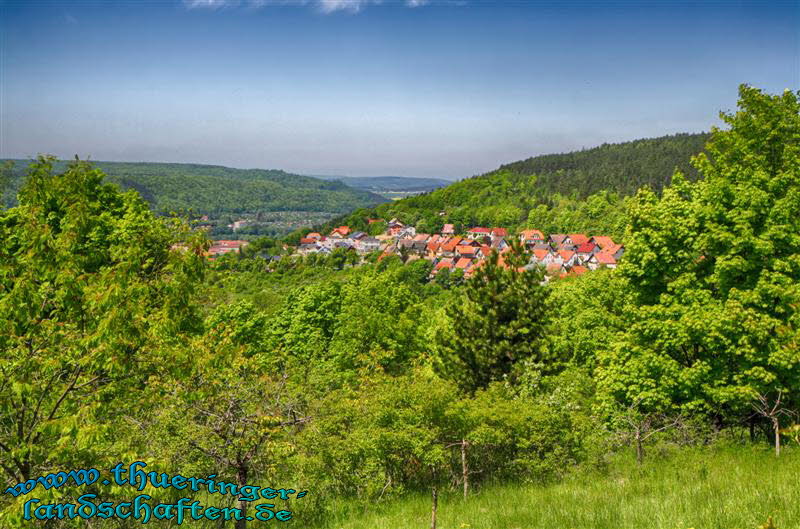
[
  {"left": 635, "top": 431, "right": 643, "bottom": 465},
  {"left": 773, "top": 418, "right": 781, "bottom": 457},
  {"left": 461, "top": 440, "right": 469, "bottom": 499},
  {"left": 236, "top": 465, "right": 249, "bottom": 529},
  {"left": 430, "top": 486, "right": 438, "bottom": 529},
  {"left": 749, "top": 417, "right": 756, "bottom": 442}
]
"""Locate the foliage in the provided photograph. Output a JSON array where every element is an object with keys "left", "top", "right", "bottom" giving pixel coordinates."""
[
  {"left": 434, "top": 243, "right": 551, "bottom": 393},
  {"left": 598, "top": 86, "right": 800, "bottom": 422},
  {"left": 0, "top": 157, "right": 206, "bottom": 523},
  {"left": 1, "top": 160, "right": 387, "bottom": 216}
]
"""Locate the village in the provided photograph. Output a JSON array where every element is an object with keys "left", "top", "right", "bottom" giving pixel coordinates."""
[{"left": 207, "top": 218, "right": 624, "bottom": 280}]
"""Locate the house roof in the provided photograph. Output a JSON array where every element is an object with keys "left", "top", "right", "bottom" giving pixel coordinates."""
[
  {"left": 590, "top": 235, "right": 615, "bottom": 249},
  {"left": 558, "top": 250, "right": 576, "bottom": 261},
  {"left": 593, "top": 251, "right": 617, "bottom": 264},
  {"left": 413, "top": 233, "right": 430, "bottom": 242},
  {"left": 441, "top": 237, "right": 463, "bottom": 252},
  {"left": 519, "top": 229, "right": 545, "bottom": 240},
  {"left": 549, "top": 234, "right": 567, "bottom": 244},
  {"left": 435, "top": 258, "right": 454, "bottom": 270},
  {"left": 331, "top": 226, "right": 351, "bottom": 236},
  {"left": 468, "top": 227, "right": 491, "bottom": 234},
  {"left": 532, "top": 249, "right": 550, "bottom": 260},
  {"left": 456, "top": 245, "right": 477, "bottom": 255},
  {"left": 491, "top": 227, "right": 508, "bottom": 237},
  {"left": 575, "top": 242, "right": 597, "bottom": 254},
  {"left": 567, "top": 233, "right": 589, "bottom": 245},
  {"left": 214, "top": 240, "right": 249, "bottom": 248},
  {"left": 367, "top": 218, "right": 383, "bottom": 224},
  {"left": 306, "top": 232, "right": 322, "bottom": 239},
  {"left": 568, "top": 265, "right": 588, "bottom": 276},
  {"left": 455, "top": 257, "right": 472, "bottom": 269},
  {"left": 299, "top": 237, "right": 316, "bottom": 245},
  {"left": 546, "top": 263, "right": 563, "bottom": 274}
]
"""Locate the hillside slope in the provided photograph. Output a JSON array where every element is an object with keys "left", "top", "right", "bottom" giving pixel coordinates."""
[
  {"left": 2, "top": 160, "right": 388, "bottom": 215},
  {"left": 307, "top": 132, "right": 709, "bottom": 239},
  {"left": 314, "top": 175, "right": 451, "bottom": 193}
]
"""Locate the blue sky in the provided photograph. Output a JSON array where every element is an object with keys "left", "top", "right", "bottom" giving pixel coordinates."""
[{"left": 1, "top": 0, "right": 797, "bottom": 179}]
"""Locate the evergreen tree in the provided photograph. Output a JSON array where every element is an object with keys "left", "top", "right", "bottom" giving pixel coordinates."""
[{"left": 434, "top": 242, "right": 551, "bottom": 393}]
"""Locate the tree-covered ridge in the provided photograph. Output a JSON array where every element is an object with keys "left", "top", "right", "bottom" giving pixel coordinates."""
[
  {"left": 313, "top": 175, "right": 451, "bottom": 193},
  {"left": 1, "top": 160, "right": 388, "bottom": 215},
  {"left": 306, "top": 133, "right": 708, "bottom": 241},
  {"left": 498, "top": 132, "right": 710, "bottom": 197}
]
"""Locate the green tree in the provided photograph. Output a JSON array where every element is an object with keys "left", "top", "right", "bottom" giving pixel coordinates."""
[
  {"left": 0, "top": 157, "right": 205, "bottom": 520},
  {"left": 434, "top": 243, "right": 551, "bottom": 393},
  {"left": 598, "top": 86, "right": 800, "bottom": 434}
]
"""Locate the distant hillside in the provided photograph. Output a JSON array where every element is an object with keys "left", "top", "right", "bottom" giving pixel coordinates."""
[
  {"left": 499, "top": 132, "right": 710, "bottom": 198},
  {"left": 2, "top": 160, "right": 388, "bottom": 215},
  {"left": 303, "top": 132, "right": 710, "bottom": 240},
  {"left": 313, "top": 175, "right": 451, "bottom": 194}
]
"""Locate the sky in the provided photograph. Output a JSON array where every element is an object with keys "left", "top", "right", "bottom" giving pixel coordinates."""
[{"left": 1, "top": 0, "right": 797, "bottom": 179}]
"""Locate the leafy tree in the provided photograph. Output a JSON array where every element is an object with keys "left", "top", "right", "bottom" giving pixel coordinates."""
[
  {"left": 598, "top": 86, "right": 800, "bottom": 433},
  {"left": 0, "top": 157, "right": 205, "bottom": 520}
]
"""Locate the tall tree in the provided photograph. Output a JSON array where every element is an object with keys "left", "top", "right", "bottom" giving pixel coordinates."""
[
  {"left": 434, "top": 242, "right": 551, "bottom": 393},
  {"left": 0, "top": 157, "right": 205, "bottom": 518},
  {"left": 598, "top": 86, "right": 800, "bottom": 432}
]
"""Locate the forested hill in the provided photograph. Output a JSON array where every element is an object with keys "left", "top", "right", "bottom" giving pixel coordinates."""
[
  {"left": 1, "top": 160, "right": 388, "bottom": 215},
  {"left": 308, "top": 132, "right": 710, "bottom": 239},
  {"left": 498, "top": 132, "right": 710, "bottom": 197},
  {"left": 313, "top": 175, "right": 451, "bottom": 193}
]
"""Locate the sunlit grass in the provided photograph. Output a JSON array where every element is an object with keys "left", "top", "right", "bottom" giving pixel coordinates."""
[{"left": 314, "top": 444, "right": 800, "bottom": 529}]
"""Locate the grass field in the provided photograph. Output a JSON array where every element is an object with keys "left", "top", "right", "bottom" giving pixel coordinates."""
[{"left": 315, "top": 444, "right": 800, "bottom": 529}]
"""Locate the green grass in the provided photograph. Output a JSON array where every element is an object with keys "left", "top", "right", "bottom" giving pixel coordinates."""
[{"left": 314, "top": 444, "right": 800, "bottom": 529}]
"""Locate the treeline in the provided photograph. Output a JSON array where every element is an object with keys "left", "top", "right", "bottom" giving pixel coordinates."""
[
  {"left": 0, "top": 160, "right": 387, "bottom": 216},
  {"left": 499, "top": 132, "right": 710, "bottom": 197},
  {"left": 0, "top": 86, "right": 798, "bottom": 529}
]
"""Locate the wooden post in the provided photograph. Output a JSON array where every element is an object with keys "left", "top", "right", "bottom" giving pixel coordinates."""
[
  {"left": 461, "top": 439, "right": 469, "bottom": 499},
  {"left": 430, "top": 485, "right": 438, "bottom": 529}
]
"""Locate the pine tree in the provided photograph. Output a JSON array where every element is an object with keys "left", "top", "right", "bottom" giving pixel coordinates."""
[{"left": 435, "top": 241, "right": 551, "bottom": 393}]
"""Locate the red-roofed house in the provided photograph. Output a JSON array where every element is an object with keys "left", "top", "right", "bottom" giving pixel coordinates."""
[
  {"left": 557, "top": 250, "right": 580, "bottom": 267},
  {"left": 434, "top": 258, "right": 455, "bottom": 273},
  {"left": 455, "top": 257, "right": 473, "bottom": 270},
  {"left": 330, "top": 226, "right": 351, "bottom": 238},
  {"left": 519, "top": 229, "right": 545, "bottom": 246},
  {"left": 567, "top": 265, "right": 588, "bottom": 277},
  {"left": 565, "top": 234, "right": 589, "bottom": 246},
  {"left": 440, "top": 237, "right": 463, "bottom": 255},
  {"left": 466, "top": 227, "right": 491, "bottom": 239},
  {"left": 589, "top": 235, "right": 615, "bottom": 249},
  {"left": 491, "top": 227, "right": 508, "bottom": 238},
  {"left": 587, "top": 251, "right": 618, "bottom": 270},
  {"left": 575, "top": 242, "right": 599, "bottom": 263},
  {"left": 456, "top": 245, "right": 478, "bottom": 257}
]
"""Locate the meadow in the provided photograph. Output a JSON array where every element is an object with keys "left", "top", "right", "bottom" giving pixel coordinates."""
[{"left": 318, "top": 444, "right": 799, "bottom": 529}]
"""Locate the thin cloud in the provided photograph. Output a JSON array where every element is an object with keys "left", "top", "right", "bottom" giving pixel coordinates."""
[
  {"left": 183, "top": 0, "right": 436, "bottom": 13},
  {"left": 183, "top": 0, "right": 240, "bottom": 9}
]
